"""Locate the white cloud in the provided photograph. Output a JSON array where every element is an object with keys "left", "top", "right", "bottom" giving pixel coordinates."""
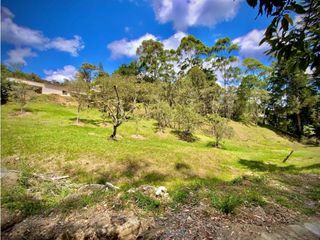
[
  {"left": 107, "top": 33, "right": 157, "bottom": 58},
  {"left": 162, "top": 31, "right": 187, "bottom": 49},
  {"left": 46, "top": 36, "right": 84, "bottom": 57},
  {"left": 1, "top": 6, "right": 84, "bottom": 62},
  {"left": 44, "top": 65, "right": 78, "bottom": 82},
  {"left": 152, "top": 0, "right": 242, "bottom": 30},
  {"left": 107, "top": 32, "right": 187, "bottom": 58},
  {"left": 233, "top": 29, "right": 270, "bottom": 58},
  {"left": 4, "top": 48, "right": 37, "bottom": 66}
]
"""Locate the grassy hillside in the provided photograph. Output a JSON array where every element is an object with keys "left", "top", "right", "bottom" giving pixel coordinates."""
[
  {"left": 1, "top": 96, "right": 320, "bottom": 185},
  {"left": 2, "top": 95, "right": 319, "bottom": 189}
]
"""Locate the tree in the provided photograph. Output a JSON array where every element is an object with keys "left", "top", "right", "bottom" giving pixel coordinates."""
[
  {"left": 247, "top": 0, "right": 320, "bottom": 83},
  {"left": 207, "top": 38, "right": 240, "bottom": 118},
  {"left": 69, "top": 76, "right": 90, "bottom": 124},
  {"left": 267, "top": 59, "right": 318, "bottom": 139},
  {"left": 95, "top": 75, "right": 138, "bottom": 140},
  {"left": 10, "top": 80, "right": 34, "bottom": 113},
  {"left": 234, "top": 58, "right": 270, "bottom": 124},
  {"left": 151, "top": 101, "right": 173, "bottom": 132},
  {"left": 1, "top": 64, "right": 12, "bottom": 104},
  {"left": 174, "top": 105, "right": 201, "bottom": 134},
  {"left": 78, "top": 63, "right": 97, "bottom": 83},
  {"left": 137, "top": 39, "right": 166, "bottom": 82},
  {"left": 207, "top": 114, "right": 233, "bottom": 147},
  {"left": 114, "top": 61, "right": 139, "bottom": 76},
  {"left": 97, "top": 63, "right": 109, "bottom": 78}
]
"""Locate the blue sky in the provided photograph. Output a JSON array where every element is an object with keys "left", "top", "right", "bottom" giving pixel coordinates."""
[{"left": 1, "top": 0, "right": 271, "bottom": 82}]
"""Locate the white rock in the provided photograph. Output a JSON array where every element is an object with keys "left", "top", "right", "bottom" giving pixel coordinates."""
[{"left": 155, "top": 186, "right": 167, "bottom": 196}]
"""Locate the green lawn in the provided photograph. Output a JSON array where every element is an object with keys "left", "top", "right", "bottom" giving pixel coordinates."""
[{"left": 1, "top": 95, "right": 319, "bottom": 215}]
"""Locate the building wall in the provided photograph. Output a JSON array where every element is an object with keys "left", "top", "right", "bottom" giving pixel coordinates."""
[{"left": 8, "top": 78, "right": 70, "bottom": 97}]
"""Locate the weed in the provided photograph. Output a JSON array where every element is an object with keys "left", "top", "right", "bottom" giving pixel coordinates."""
[
  {"left": 132, "top": 191, "right": 160, "bottom": 211},
  {"left": 210, "top": 192, "right": 242, "bottom": 214}
]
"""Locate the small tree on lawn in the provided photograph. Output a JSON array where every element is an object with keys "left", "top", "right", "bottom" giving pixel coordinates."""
[
  {"left": 69, "top": 76, "right": 90, "bottom": 124},
  {"left": 207, "top": 114, "right": 233, "bottom": 147},
  {"left": 10, "top": 80, "right": 34, "bottom": 113},
  {"left": 151, "top": 101, "right": 173, "bottom": 132},
  {"left": 96, "top": 75, "right": 137, "bottom": 140},
  {"left": 174, "top": 105, "right": 201, "bottom": 134}
]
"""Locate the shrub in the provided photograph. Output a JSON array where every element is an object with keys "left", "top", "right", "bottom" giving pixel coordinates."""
[
  {"left": 206, "top": 114, "right": 233, "bottom": 147},
  {"left": 151, "top": 101, "right": 173, "bottom": 131},
  {"left": 210, "top": 193, "right": 242, "bottom": 214}
]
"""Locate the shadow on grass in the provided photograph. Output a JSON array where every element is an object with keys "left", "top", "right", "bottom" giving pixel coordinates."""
[
  {"left": 69, "top": 117, "right": 103, "bottom": 126},
  {"left": 239, "top": 159, "right": 320, "bottom": 172},
  {"left": 171, "top": 130, "right": 199, "bottom": 143}
]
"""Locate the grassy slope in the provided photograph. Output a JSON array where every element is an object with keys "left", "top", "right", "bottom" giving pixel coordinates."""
[{"left": 2, "top": 95, "right": 319, "bottom": 191}]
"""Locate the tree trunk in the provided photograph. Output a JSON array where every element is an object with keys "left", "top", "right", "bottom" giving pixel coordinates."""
[
  {"left": 296, "top": 113, "right": 302, "bottom": 140},
  {"left": 110, "top": 125, "right": 118, "bottom": 140},
  {"left": 77, "top": 104, "right": 80, "bottom": 124}
]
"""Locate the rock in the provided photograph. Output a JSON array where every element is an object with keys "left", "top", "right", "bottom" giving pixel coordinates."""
[
  {"left": 1, "top": 208, "right": 24, "bottom": 230},
  {"left": 1, "top": 169, "right": 19, "bottom": 187},
  {"left": 117, "top": 217, "right": 141, "bottom": 240},
  {"left": 304, "top": 222, "right": 320, "bottom": 237},
  {"left": 78, "top": 183, "right": 107, "bottom": 192},
  {"left": 105, "top": 182, "right": 120, "bottom": 191},
  {"left": 155, "top": 186, "right": 167, "bottom": 197}
]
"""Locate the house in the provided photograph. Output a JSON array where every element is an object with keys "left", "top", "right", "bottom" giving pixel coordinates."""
[{"left": 8, "top": 78, "right": 70, "bottom": 97}]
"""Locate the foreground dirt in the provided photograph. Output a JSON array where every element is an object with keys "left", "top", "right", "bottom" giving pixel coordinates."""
[{"left": 2, "top": 202, "right": 320, "bottom": 240}]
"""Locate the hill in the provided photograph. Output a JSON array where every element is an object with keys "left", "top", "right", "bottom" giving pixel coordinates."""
[{"left": 1, "top": 95, "right": 320, "bottom": 239}]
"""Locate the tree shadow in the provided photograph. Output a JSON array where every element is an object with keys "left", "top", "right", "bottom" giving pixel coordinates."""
[
  {"left": 171, "top": 130, "right": 199, "bottom": 143},
  {"left": 69, "top": 117, "right": 102, "bottom": 126},
  {"left": 239, "top": 159, "right": 320, "bottom": 173}
]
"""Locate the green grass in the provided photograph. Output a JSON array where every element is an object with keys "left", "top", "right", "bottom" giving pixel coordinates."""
[{"left": 1, "top": 95, "right": 320, "bottom": 215}]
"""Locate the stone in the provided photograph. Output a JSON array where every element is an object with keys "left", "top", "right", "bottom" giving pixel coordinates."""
[
  {"left": 1, "top": 208, "right": 24, "bottom": 230},
  {"left": 304, "top": 222, "right": 320, "bottom": 237},
  {"left": 155, "top": 186, "right": 167, "bottom": 197}
]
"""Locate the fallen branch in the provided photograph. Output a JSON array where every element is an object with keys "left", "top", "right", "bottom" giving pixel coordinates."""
[{"left": 282, "top": 150, "right": 294, "bottom": 163}]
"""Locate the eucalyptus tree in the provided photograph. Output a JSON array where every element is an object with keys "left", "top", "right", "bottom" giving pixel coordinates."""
[
  {"left": 234, "top": 58, "right": 271, "bottom": 124},
  {"left": 205, "top": 38, "right": 240, "bottom": 118},
  {"left": 176, "top": 35, "right": 208, "bottom": 76},
  {"left": 267, "top": 59, "right": 318, "bottom": 139}
]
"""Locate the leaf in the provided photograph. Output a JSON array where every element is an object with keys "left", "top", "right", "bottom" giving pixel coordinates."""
[
  {"left": 284, "top": 14, "right": 293, "bottom": 25},
  {"left": 246, "top": 0, "right": 257, "bottom": 7},
  {"left": 281, "top": 17, "right": 289, "bottom": 31}
]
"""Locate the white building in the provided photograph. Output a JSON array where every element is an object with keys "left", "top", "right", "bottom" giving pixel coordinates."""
[{"left": 8, "top": 78, "right": 70, "bottom": 96}]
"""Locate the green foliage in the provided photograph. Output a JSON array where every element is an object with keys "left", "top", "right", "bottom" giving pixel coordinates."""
[
  {"left": 210, "top": 193, "right": 242, "bottom": 214},
  {"left": 131, "top": 191, "right": 160, "bottom": 211},
  {"left": 303, "top": 125, "right": 316, "bottom": 138},
  {"left": 10, "top": 80, "right": 35, "bottom": 112},
  {"left": 207, "top": 114, "right": 233, "bottom": 147},
  {"left": 1, "top": 64, "right": 12, "bottom": 104},
  {"left": 174, "top": 105, "right": 201, "bottom": 133},
  {"left": 151, "top": 101, "right": 173, "bottom": 131}
]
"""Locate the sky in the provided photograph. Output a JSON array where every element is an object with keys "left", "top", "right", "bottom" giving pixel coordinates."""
[{"left": 1, "top": 0, "right": 272, "bottom": 82}]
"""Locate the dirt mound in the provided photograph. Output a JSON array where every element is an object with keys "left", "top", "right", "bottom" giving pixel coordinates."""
[{"left": 2, "top": 205, "right": 153, "bottom": 240}]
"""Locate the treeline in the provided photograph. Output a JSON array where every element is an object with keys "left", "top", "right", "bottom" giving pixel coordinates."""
[
  {"left": 70, "top": 36, "right": 319, "bottom": 142},
  {"left": 2, "top": 35, "right": 319, "bottom": 143}
]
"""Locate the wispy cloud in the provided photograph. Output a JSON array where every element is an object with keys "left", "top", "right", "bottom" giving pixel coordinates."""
[
  {"left": 107, "top": 31, "right": 187, "bottom": 58},
  {"left": 1, "top": 6, "right": 84, "bottom": 65},
  {"left": 44, "top": 65, "right": 78, "bottom": 82},
  {"left": 233, "top": 29, "right": 269, "bottom": 58},
  {"left": 4, "top": 48, "right": 37, "bottom": 66},
  {"left": 152, "top": 0, "right": 242, "bottom": 30}
]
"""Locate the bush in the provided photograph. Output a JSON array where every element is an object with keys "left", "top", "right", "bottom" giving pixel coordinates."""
[
  {"left": 174, "top": 105, "right": 202, "bottom": 133},
  {"left": 151, "top": 101, "right": 173, "bottom": 131},
  {"left": 206, "top": 114, "right": 233, "bottom": 147},
  {"left": 210, "top": 193, "right": 242, "bottom": 214}
]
